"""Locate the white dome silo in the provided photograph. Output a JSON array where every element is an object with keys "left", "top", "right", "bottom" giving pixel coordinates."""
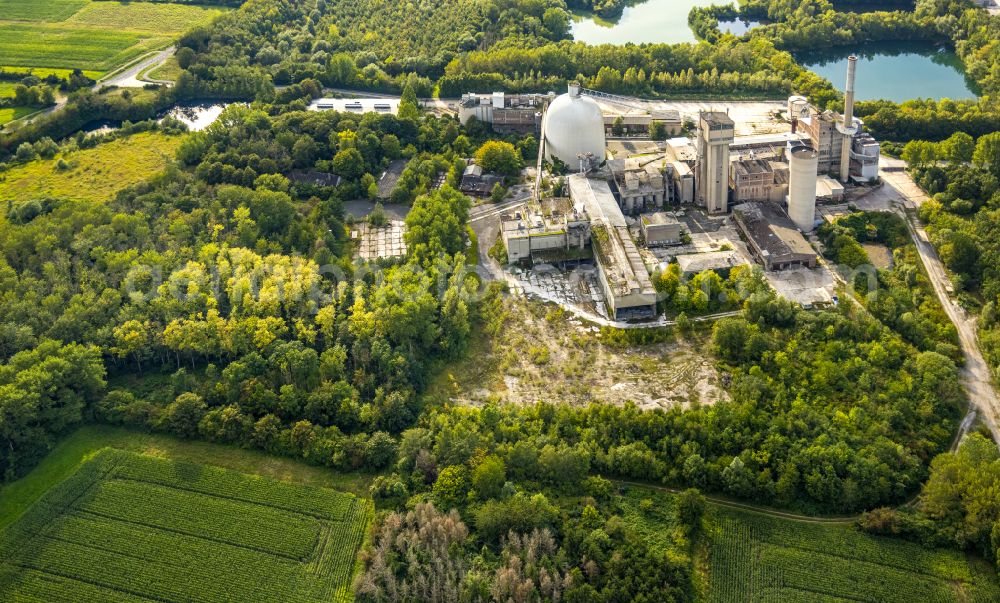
[
  {"left": 543, "top": 82, "right": 606, "bottom": 168},
  {"left": 787, "top": 143, "right": 819, "bottom": 232}
]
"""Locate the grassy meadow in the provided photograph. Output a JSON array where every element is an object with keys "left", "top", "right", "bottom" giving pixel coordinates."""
[
  {"left": 0, "top": 22, "right": 146, "bottom": 73},
  {"left": 65, "top": 1, "right": 228, "bottom": 32},
  {"left": 0, "top": 448, "right": 372, "bottom": 602},
  {"left": 0, "top": 131, "right": 182, "bottom": 204},
  {"left": 0, "top": 107, "right": 35, "bottom": 126}
]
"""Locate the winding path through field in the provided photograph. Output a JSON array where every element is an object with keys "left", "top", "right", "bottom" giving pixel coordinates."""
[
  {"left": 872, "top": 159, "right": 1000, "bottom": 448},
  {"left": 97, "top": 46, "right": 175, "bottom": 88},
  {"left": 614, "top": 479, "right": 857, "bottom": 524}
]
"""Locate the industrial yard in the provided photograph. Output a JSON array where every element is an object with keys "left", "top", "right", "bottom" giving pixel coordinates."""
[{"left": 474, "top": 63, "right": 874, "bottom": 321}]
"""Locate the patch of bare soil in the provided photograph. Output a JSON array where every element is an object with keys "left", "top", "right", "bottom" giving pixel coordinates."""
[{"left": 439, "top": 297, "right": 728, "bottom": 409}]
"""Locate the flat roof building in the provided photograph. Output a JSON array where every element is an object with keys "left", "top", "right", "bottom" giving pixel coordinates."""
[
  {"left": 730, "top": 158, "right": 785, "bottom": 204},
  {"left": 666, "top": 160, "right": 694, "bottom": 204},
  {"left": 604, "top": 109, "right": 682, "bottom": 137},
  {"left": 666, "top": 137, "right": 698, "bottom": 163},
  {"left": 310, "top": 98, "right": 399, "bottom": 115},
  {"left": 458, "top": 92, "right": 544, "bottom": 133},
  {"left": 640, "top": 212, "right": 682, "bottom": 247},
  {"left": 732, "top": 202, "right": 817, "bottom": 271},
  {"left": 500, "top": 197, "right": 590, "bottom": 265},
  {"left": 569, "top": 174, "right": 657, "bottom": 321},
  {"left": 460, "top": 164, "right": 505, "bottom": 196}
]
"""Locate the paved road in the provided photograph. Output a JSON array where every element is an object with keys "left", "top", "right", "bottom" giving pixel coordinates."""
[
  {"left": 99, "top": 46, "right": 175, "bottom": 88},
  {"left": 1, "top": 47, "right": 175, "bottom": 130},
  {"left": 875, "top": 160, "right": 1000, "bottom": 447}
]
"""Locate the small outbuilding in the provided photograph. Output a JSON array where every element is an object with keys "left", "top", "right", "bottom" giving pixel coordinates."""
[
  {"left": 460, "top": 164, "right": 505, "bottom": 196},
  {"left": 640, "top": 213, "right": 682, "bottom": 247}
]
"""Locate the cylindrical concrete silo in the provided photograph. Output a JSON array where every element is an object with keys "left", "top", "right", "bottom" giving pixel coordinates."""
[
  {"left": 787, "top": 95, "right": 809, "bottom": 119},
  {"left": 787, "top": 144, "right": 819, "bottom": 232},
  {"left": 543, "top": 82, "right": 606, "bottom": 169}
]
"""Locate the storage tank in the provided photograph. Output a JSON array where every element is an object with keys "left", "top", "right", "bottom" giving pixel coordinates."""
[
  {"left": 787, "top": 143, "right": 819, "bottom": 232},
  {"left": 787, "top": 95, "right": 809, "bottom": 119},
  {"left": 543, "top": 82, "right": 606, "bottom": 168}
]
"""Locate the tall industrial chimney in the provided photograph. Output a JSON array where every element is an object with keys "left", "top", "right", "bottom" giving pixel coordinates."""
[{"left": 838, "top": 55, "right": 858, "bottom": 184}]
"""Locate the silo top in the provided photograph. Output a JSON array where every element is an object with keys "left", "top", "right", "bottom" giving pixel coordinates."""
[{"left": 789, "top": 144, "right": 818, "bottom": 160}]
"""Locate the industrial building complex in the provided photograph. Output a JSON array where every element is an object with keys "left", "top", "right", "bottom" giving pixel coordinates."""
[{"left": 489, "top": 56, "right": 876, "bottom": 320}]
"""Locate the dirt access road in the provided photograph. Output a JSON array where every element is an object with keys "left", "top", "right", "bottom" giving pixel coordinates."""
[{"left": 875, "top": 159, "right": 1000, "bottom": 447}]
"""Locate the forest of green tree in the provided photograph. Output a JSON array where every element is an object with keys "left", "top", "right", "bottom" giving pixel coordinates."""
[{"left": 1, "top": 0, "right": 999, "bottom": 597}]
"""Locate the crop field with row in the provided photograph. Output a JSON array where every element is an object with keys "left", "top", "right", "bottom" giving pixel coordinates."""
[
  {"left": 0, "top": 1, "right": 229, "bottom": 79},
  {"left": 0, "top": 449, "right": 372, "bottom": 603},
  {"left": 0, "top": 23, "right": 147, "bottom": 73},
  {"left": 707, "top": 507, "right": 1000, "bottom": 603}
]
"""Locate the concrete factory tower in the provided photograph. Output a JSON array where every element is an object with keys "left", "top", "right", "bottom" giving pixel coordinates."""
[
  {"left": 543, "top": 81, "right": 606, "bottom": 167},
  {"left": 787, "top": 143, "right": 819, "bottom": 232},
  {"left": 836, "top": 55, "right": 859, "bottom": 184},
  {"left": 697, "top": 111, "right": 735, "bottom": 214}
]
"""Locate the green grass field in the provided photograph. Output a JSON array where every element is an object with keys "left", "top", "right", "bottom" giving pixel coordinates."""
[
  {"left": 0, "top": 448, "right": 372, "bottom": 602},
  {"left": 0, "top": 0, "right": 89, "bottom": 22},
  {"left": 0, "top": 22, "right": 150, "bottom": 73},
  {"left": 0, "top": 1, "right": 228, "bottom": 78},
  {"left": 146, "top": 55, "right": 182, "bottom": 82},
  {"left": 0, "top": 106, "right": 35, "bottom": 125},
  {"left": 708, "top": 506, "right": 1000, "bottom": 602},
  {"left": 0, "top": 65, "right": 102, "bottom": 79},
  {"left": 66, "top": 2, "right": 227, "bottom": 33},
  {"left": 0, "top": 131, "right": 182, "bottom": 204}
]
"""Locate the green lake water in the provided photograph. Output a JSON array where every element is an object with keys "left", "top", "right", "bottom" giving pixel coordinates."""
[
  {"left": 570, "top": 1, "right": 978, "bottom": 102},
  {"left": 570, "top": 0, "right": 716, "bottom": 45},
  {"left": 795, "top": 42, "right": 979, "bottom": 102}
]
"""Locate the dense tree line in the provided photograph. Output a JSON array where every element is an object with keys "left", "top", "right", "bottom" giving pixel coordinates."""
[
  {"left": 818, "top": 211, "right": 960, "bottom": 359},
  {"left": 162, "top": 0, "right": 842, "bottom": 105},
  {"left": 860, "top": 432, "right": 1000, "bottom": 573},
  {"left": 355, "top": 499, "right": 694, "bottom": 603},
  {"left": 0, "top": 87, "right": 177, "bottom": 154},
  {"left": 0, "top": 99, "right": 496, "bottom": 479},
  {"left": 855, "top": 99, "right": 1000, "bottom": 145},
  {"left": 654, "top": 264, "right": 767, "bottom": 316},
  {"left": 909, "top": 132, "right": 1000, "bottom": 379},
  {"left": 0, "top": 341, "right": 105, "bottom": 480},
  {"left": 380, "top": 290, "right": 966, "bottom": 514}
]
